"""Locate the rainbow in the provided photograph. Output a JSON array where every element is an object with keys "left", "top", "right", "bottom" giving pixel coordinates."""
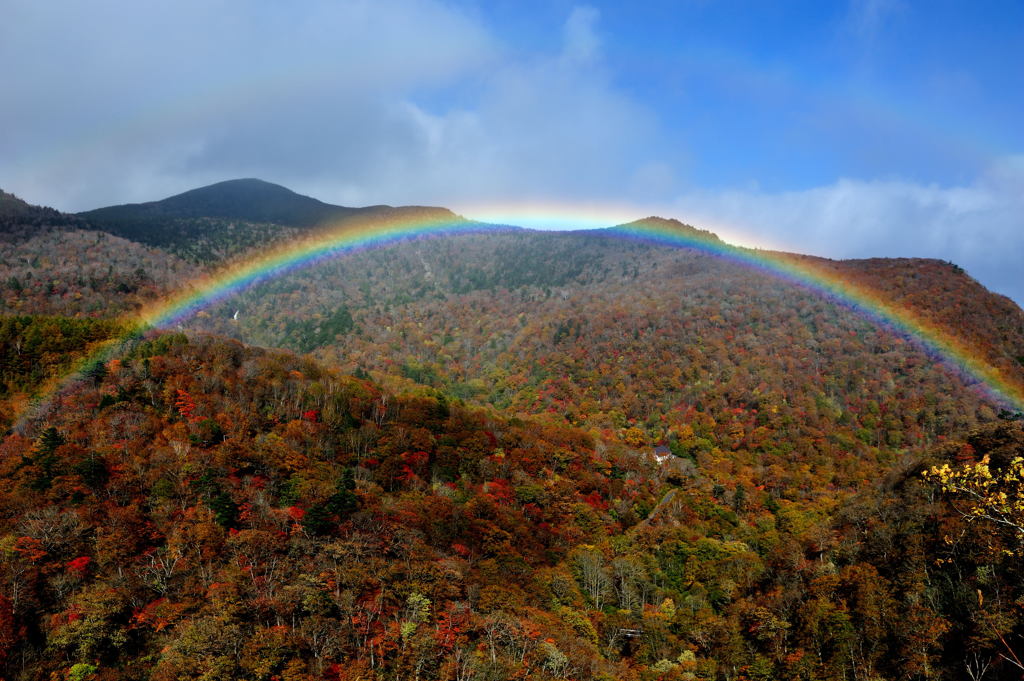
[{"left": 23, "top": 210, "right": 1024, "bottom": 421}]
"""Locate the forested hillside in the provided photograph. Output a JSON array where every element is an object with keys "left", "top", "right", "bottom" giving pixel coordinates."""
[
  {"left": 0, "top": 190, "right": 88, "bottom": 234},
  {"left": 2, "top": 183, "right": 1024, "bottom": 680},
  {"left": 192, "top": 228, "right": 1023, "bottom": 441},
  {"left": 3, "top": 331, "right": 1024, "bottom": 681},
  {"left": 0, "top": 316, "right": 127, "bottom": 431},
  {"left": 0, "top": 230, "right": 200, "bottom": 318},
  {"left": 822, "top": 255, "right": 1024, "bottom": 381}
]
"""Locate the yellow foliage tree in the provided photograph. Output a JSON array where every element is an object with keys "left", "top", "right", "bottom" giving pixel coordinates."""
[
  {"left": 925, "top": 455, "right": 1024, "bottom": 554},
  {"left": 621, "top": 426, "right": 648, "bottom": 448}
]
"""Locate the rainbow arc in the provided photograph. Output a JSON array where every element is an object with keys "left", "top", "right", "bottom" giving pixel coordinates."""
[{"left": 23, "top": 211, "right": 1024, "bottom": 422}]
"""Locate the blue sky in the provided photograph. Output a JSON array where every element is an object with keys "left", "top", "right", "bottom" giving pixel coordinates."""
[
  {"left": 1, "top": 0, "right": 1022, "bottom": 302},
  {"left": 466, "top": 0, "right": 1024, "bottom": 189}
]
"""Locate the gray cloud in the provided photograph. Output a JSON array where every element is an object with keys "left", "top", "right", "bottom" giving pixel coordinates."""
[
  {"left": 0, "top": 0, "right": 497, "bottom": 208},
  {"left": 2, "top": 1, "right": 663, "bottom": 212},
  {"left": 300, "top": 4, "right": 662, "bottom": 207},
  {"left": 0, "top": 1, "right": 1019, "bottom": 306}
]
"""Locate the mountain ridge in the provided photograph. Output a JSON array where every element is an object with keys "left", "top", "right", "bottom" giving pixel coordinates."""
[
  {"left": 78, "top": 178, "right": 355, "bottom": 226},
  {"left": 0, "top": 188, "right": 89, "bottom": 235},
  {"left": 3, "top": 181, "right": 1024, "bottom": 680},
  {"left": 75, "top": 178, "right": 461, "bottom": 260}
]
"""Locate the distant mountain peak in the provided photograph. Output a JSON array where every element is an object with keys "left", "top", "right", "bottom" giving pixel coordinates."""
[
  {"left": 205, "top": 177, "right": 281, "bottom": 187},
  {"left": 161, "top": 178, "right": 324, "bottom": 206},
  {"left": 0, "top": 187, "right": 84, "bottom": 231},
  {"left": 81, "top": 177, "right": 344, "bottom": 226},
  {"left": 75, "top": 179, "right": 463, "bottom": 261},
  {"left": 619, "top": 216, "right": 722, "bottom": 243},
  {"left": 80, "top": 178, "right": 460, "bottom": 228}
]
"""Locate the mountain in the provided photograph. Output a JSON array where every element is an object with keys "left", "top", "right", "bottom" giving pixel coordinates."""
[
  {"left": 820, "top": 255, "right": 1024, "bottom": 381},
  {"left": 186, "top": 224, "right": 1024, "bottom": 421},
  {"left": 0, "top": 189, "right": 40, "bottom": 221},
  {"left": 0, "top": 190, "right": 201, "bottom": 319},
  {"left": 78, "top": 179, "right": 461, "bottom": 261},
  {"left": 6, "top": 181, "right": 1024, "bottom": 404},
  {"left": 0, "top": 189, "right": 88, "bottom": 236},
  {"left": 4, "top": 180, "right": 1024, "bottom": 679},
  {"left": 589, "top": 215, "right": 723, "bottom": 244},
  {"left": 80, "top": 178, "right": 361, "bottom": 228},
  {"left": 5, "top": 182, "right": 1024, "bottom": 420}
]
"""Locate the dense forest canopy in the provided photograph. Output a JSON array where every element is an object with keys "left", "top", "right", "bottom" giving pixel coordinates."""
[{"left": 1, "top": 183, "right": 1024, "bottom": 680}]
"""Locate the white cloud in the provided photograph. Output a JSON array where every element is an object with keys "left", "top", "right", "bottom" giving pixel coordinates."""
[
  {"left": 665, "top": 155, "right": 1024, "bottom": 304},
  {"left": 846, "top": 0, "right": 904, "bottom": 43},
  {"left": 305, "top": 4, "right": 661, "bottom": 207},
  {"left": 561, "top": 6, "right": 602, "bottom": 64}
]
